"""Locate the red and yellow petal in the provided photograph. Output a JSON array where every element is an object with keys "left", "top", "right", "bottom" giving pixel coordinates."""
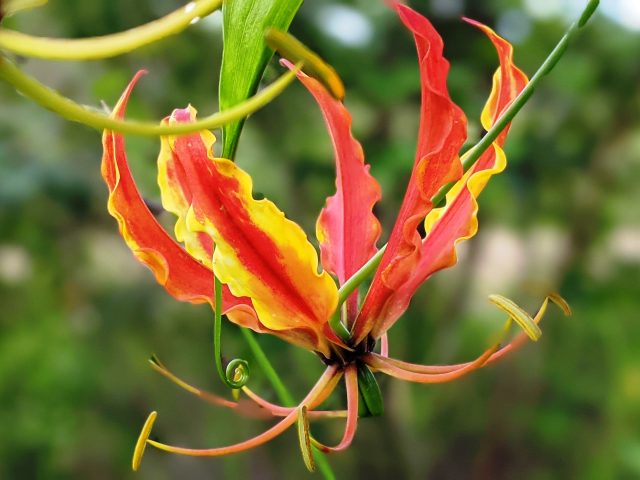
[
  {"left": 355, "top": 17, "right": 529, "bottom": 342},
  {"left": 101, "top": 72, "right": 258, "bottom": 329},
  {"left": 157, "top": 117, "right": 216, "bottom": 267},
  {"left": 370, "top": 143, "right": 507, "bottom": 338},
  {"left": 283, "top": 61, "right": 381, "bottom": 322},
  {"left": 164, "top": 108, "right": 339, "bottom": 356},
  {"left": 352, "top": 2, "right": 467, "bottom": 343},
  {"left": 463, "top": 18, "right": 528, "bottom": 142}
]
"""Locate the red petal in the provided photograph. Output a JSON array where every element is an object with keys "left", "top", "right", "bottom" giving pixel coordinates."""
[
  {"left": 101, "top": 72, "right": 257, "bottom": 327},
  {"left": 164, "top": 108, "right": 338, "bottom": 356},
  {"left": 157, "top": 123, "right": 216, "bottom": 267},
  {"left": 359, "top": 20, "right": 529, "bottom": 341},
  {"left": 283, "top": 60, "right": 381, "bottom": 323},
  {"left": 463, "top": 18, "right": 529, "bottom": 142},
  {"left": 352, "top": 3, "right": 467, "bottom": 343}
]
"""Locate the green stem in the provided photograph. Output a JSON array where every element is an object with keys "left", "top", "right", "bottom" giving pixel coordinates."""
[
  {"left": 213, "top": 276, "right": 249, "bottom": 389},
  {"left": 334, "top": 0, "right": 600, "bottom": 321},
  {"left": 239, "top": 328, "right": 293, "bottom": 405},
  {"left": 239, "top": 328, "right": 335, "bottom": 480},
  {"left": 0, "top": 57, "right": 299, "bottom": 135},
  {"left": 337, "top": 246, "right": 386, "bottom": 307},
  {"left": 0, "top": 0, "right": 221, "bottom": 60}
]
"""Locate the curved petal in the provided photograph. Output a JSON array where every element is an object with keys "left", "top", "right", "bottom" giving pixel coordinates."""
[
  {"left": 283, "top": 61, "right": 381, "bottom": 322},
  {"left": 463, "top": 18, "right": 529, "bottom": 139},
  {"left": 158, "top": 124, "right": 216, "bottom": 267},
  {"left": 100, "top": 74, "right": 334, "bottom": 347},
  {"left": 353, "top": 3, "right": 467, "bottom": 343},
  {"left": 101, "top": 72, "right": 254, "bottom": 327},
  {"left": 368, "top": 144, "right": 506, "bottom": 338},
  {"left": 163, "top": 107, "right": 338, "bottom": 356},
  {"left": 363, "top": 20, "right": 530, "bottom": 340}
]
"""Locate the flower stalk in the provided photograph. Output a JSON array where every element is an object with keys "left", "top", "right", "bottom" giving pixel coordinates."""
[{"left": 213, "top": 275, "right": 249, "bottom": 389}]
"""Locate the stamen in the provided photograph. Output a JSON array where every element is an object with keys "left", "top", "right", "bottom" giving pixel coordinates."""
[
  {"left": 548, "top": 292, "right": 572, "bottom": 316},
  {"left": 483, "top": 293, "right": 571, "bottom": 366},
  {"left": 488, "top": 294, "right": 542, "bottom": 341},
  {"left": 380, "top": 334, "right": 389, "bottom": 358},
  {"left": 144, "top": 366, "right": 339, "bottom": 457},
  {"left": 365, "top": 293, "right": 571, "bottom": 376},
  {"left": 242, "top": 385, "right": 347, "bottom": 419},
  {"left": 148, "top": 355, "right": 238, "bottom": 409},
  {"left": 150, "top": 353, "right": 346, "bottom": 419},
  {"left": 297, "top": 406, "right": 316, "bottom": 472},
  {"left": 132, "top": 411, "right": 157, "bottom": 471},
  {"left": 266, "top": 29, "right": 345, "bottom": 100},
  {"left": 364, "top": 343, "right": 499, "bottom": 384},
  {"left": 312, "top": 364, "right": 359, "bottom": 453}
]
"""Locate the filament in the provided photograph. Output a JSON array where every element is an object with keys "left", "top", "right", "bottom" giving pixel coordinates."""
[
  {"left": 143, "top": 365, "right": 339, "bottom": 458},
  {"left": 311, "top": 364, "right": 359, "bottom": 453}
]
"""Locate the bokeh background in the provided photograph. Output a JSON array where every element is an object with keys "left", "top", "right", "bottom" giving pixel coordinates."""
[{"left": 1, "top": 0, "right": 639, "bottom": 478}]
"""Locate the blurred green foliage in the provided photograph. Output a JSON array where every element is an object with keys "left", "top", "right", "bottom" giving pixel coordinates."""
[{"left": 1, "top": 0, "right": 639, "bottom": 479}]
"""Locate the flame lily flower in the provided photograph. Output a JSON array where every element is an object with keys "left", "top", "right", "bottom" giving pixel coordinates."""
[{"left": 102, "top": 1, "right": 571, "bottom": 470}]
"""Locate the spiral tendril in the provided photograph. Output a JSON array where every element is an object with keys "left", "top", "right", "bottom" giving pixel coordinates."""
[{"left": 225, "top": 358, "right": 250, "bottom": 389}]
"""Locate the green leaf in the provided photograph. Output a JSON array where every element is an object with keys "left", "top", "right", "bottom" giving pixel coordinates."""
[
  {"left": 219, "top": 0, "right": 302, "bottom": 159},
  {"left": 357, "top": 363, "right": 384, "bottom": 417},
  {"left": 1, "top": 0, "right": 47, "bottom": 18}
]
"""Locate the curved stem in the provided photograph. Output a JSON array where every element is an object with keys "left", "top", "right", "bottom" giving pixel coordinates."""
[
  {"left": 213, "top": 276, "right": 249, "bottom": 389},
  {"left": 311, "top": 364, "right": 359, "bottom": 453},
  {"left": 0, "top": 0, "right": 221, "bottom": 60},
  {"left": 333, "top": 1, "right": 599, "bottom": 327},
  {"left": 146, "top": 366, "right": 339, "bottom": 457},
  {"left": 239, "top": 328, "right": 295, "bottom": 406},
  {"left": 0, "top": 58, "right": 299, "bottom": 135}
]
